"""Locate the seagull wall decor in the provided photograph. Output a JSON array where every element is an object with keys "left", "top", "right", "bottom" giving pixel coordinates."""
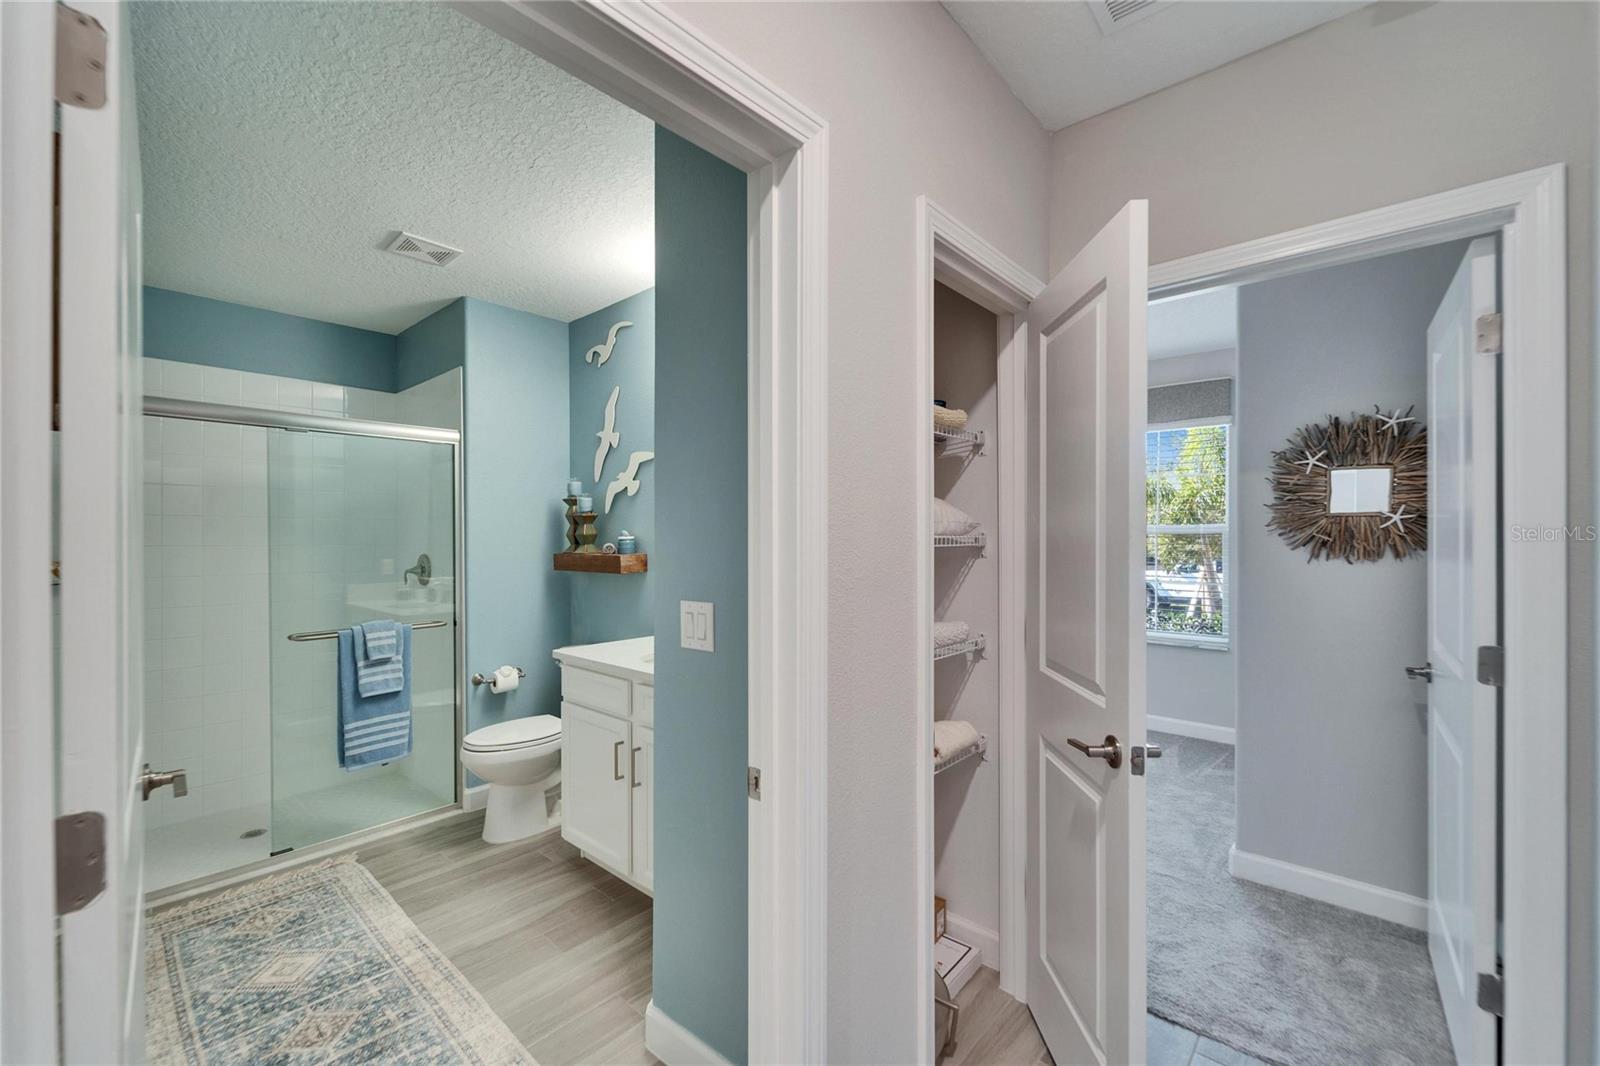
[
  {"left": 585, "top": 320, "right": 633, "bottom": 367},
  {"left": 605, "top": 451, "right": 655, "bottom": 514},
  {"left": 594, "top": 386, "right": 621, "bottom": 483}
]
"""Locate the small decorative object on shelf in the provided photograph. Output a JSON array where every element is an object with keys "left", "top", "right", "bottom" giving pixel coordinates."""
[
  {"left": 566, "top": 478, "right": 583, "bottom": 498},
  {"left": 574, "top": 511, "right": 600, "bottom": 553},
  {"left": 576, "top": 493, "right": 594, "bottom": 513},
  {"left": 553, "top": 552, "right": 649, "bottom": 574},
  {"left": 563, "top": 496, "right": 580, "bottom": 553},
  {"left": 617, "top": 530, "right": 638, "bottom": 555}
]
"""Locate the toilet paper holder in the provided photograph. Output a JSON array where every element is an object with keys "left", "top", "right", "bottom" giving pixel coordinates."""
[{"left": 471, "top": 666, "right": 527, "bottom": 687}]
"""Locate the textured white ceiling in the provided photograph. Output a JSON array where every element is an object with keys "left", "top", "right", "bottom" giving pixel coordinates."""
[
  {"left": 1148, "top": 287, "right": 1237, "bottom": 361},
  {"left": 131, "top": 1, "right": 653, "bottom": 333},
  {"left": 942, "top": 1, "right": 1366, "bottom": 131}
]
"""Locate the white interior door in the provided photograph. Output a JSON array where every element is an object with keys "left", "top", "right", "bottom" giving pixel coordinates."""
[
  {"left": 57, "top": 2, "right": 147, "bottom": 1060},
  {"left": 1424, "top": 237, "right": 1500, "bottom": 1065},
  {"left": 1024, "top": 202, "right": 1148, "bottom": 1066}
]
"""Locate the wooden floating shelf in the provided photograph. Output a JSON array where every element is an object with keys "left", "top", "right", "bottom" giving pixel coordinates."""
[{"left": 553, "top": 552, "right": 648, "bottom": 574}]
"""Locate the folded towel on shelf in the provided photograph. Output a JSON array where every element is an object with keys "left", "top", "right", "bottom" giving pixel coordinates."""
[
  {"left": 934, "top": 621, "right": 972, "bottom": 649},
  {"left": 338, "top": 624, "right": 413, "bottom": 770},
  {"left": 354, "top": 619, "right": 404, "bottom": 697},
  {"left": 933, "top": 498, "right": 980, "bottom": 537},
  {"left": 933, "top": 405, "right": 970, "bottom": 433},
  {"left": 933, "top": 719, "right": 981, "bottom": 761}
]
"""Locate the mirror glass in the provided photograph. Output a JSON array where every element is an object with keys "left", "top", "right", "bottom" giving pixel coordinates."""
[{"left": 1328, "top": 466, "right": 1393, "bottom": 514}]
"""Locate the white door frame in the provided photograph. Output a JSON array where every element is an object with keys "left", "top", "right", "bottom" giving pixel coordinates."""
[
  {"left": 0, "top": 1, "right": 831, "bottom": 1061},
  {"left": 913, "top": 198, "right": 1043, "bottom": 1059},
  {"left": 450, "top": 4, "right": 830, "bottom": 1063},
  {"left": 0, "top": 3, "right": 64, "bottom": 1062},
  {"left": 1149, "top": 164, "right": 1568, "bottom": 1065}
]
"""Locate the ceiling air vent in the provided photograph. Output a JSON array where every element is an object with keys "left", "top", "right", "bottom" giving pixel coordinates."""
[
  {"left": 386, "top": 231, "right": 462, "bottom": 267},
  {"left": 1088, "top": 0, "right": 1172, "bottom": 35}
]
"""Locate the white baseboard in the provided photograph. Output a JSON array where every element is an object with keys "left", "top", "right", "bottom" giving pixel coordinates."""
[
  {"left": 945, "top": 911, "right": 999, "bottom": 965},
  {"left": 1228, "top": 845, "right": 1427, "bottom": 931},
  {"left": 462, "top": 784, "right": 489, "bottom": 812},
  {"left": 1148, "top": 714, "right": 1235, "bottom": 745},
  {"left": 644, "top": 1000, "right": 732, "bottom": 1066}
]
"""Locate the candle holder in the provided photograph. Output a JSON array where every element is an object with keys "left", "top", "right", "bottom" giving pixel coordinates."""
[
  {"left": 563, "top": 496, "right": 580, "bottom": 552},
  {"left": 574, "top": 512, "right": 601, "bottom": 554}
]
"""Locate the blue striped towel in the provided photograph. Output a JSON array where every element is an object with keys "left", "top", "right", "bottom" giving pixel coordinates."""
[
  {"left": 354, "top": 619, "right": 403, "bottom": 697},
  {"left": 337, "top": 624, "right": 412, "bottom": 770}
]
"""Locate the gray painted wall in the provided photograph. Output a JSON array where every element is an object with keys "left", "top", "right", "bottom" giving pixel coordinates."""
[
  {"left": 566, "top": 288, "right": 655, "bottom": 645},
  {"left": 1050, "top": 5, "right": 1596, "bottom": 1042},
  {"left": 652, "top": 127, "right": 748, "bottom": 1062},
  {"left": 1235, "top": 241, "right": 1466, "bottom": 898}
]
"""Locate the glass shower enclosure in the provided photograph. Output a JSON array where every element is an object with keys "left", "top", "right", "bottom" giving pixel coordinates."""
[{"left": 141, "top": 398, "right": 460, "bottom": 892}]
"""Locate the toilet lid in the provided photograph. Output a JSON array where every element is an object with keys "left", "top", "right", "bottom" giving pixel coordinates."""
[{"left": 462, "top": 714, "right": 562, "bottom": 752}]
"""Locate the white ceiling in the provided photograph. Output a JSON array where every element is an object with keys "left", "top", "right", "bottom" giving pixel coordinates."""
[
  {"left": 131, "top": 1, "right": 654, "bottom": 334},
  {"left": 942, "top": 1, "right": 1366, "bottom": 131},
  {"left": 1149, "top": 287, "right": 1236, "bottom": 361}
]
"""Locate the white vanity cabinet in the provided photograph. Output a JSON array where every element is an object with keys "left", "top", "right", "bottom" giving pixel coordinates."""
[{"left": 553, "top": 638, "right": 654, "bottom": 896}]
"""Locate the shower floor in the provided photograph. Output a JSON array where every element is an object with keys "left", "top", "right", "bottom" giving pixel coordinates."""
[{"left": 145, "top": 773, "right": 454, "bottom": 893}]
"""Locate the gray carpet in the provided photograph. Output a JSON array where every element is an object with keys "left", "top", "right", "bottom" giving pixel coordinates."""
[{"left": 1147, "top": 732, "right": 1455, "bottom": 1066}]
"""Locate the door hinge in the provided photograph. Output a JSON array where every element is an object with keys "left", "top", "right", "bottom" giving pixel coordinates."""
[
  {"left": 1477, "top": 645, "right": 1505, "bottom": 687},
  {"left": 747, "top": 766, "right": 762, "bottom": 801},
  {"left": 55, "top": 5, "right": 108, "bottom": 109},
  {"left": 1476, "top": 312, "right": 1503, "bottom": 355},
  {"left": 55, "top": 811, "right": 107, "bottom": 915},
  {"left": 1477, "top": 972, "right": 1505, "bottom": 1017}
]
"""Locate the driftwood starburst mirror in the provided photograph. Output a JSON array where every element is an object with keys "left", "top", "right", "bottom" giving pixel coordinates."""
[{"left": 1266, "top": 406, "right": 1427, "bottom": 562}]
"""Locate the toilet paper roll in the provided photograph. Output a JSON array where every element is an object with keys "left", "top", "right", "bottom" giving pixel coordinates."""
[{"left": 489, "top": 665, "right": 520, "bottom": 694}]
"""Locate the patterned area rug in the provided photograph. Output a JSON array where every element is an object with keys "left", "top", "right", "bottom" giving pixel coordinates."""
[{"left": 146, "top": 857, "right": 534, "bottom": 1065}]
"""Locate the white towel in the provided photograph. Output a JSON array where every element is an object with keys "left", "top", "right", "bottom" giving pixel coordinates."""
[
  {"left": 934, "top": 621, "right": 971, "bottom": 649},
  {"left": 933, "top": 498, "right": 980, "bottom": 537},
  {"left": 933, "top": 405, "right": 969, "bottom": 432},
  {"left": 933, "top": 720, "right": 981, "bottom": 760}
]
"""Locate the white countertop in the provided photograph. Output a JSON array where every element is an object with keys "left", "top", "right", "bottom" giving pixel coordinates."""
[{"left": 552, "top": 636, "right": 654, "bottom": 684}]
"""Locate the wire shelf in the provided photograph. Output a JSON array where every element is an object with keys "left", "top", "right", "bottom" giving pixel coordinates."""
[
  {"left": 934, "top": 734, "right": 987, "bottom": 776},
  {"left": 934, "top": 427, "right": 985, "bottom": 451},
  {"left": 933, "top": 634, "right": 986, "bottom": 662},
  {"left": 934, "top": 532, "right": 986, "bottom": 550}
]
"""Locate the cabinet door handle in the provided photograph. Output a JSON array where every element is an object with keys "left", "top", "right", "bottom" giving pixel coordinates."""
[
  {"left": 631, "top": 746, "right": 642, "bottom": 788},
  {"left": 613, "top": 740, "right": 625, "bottom": 781}
]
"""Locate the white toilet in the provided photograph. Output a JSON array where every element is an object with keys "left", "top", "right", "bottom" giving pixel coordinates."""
[{"left": 459, "top": 714, "right": 563, "bottom": 844}]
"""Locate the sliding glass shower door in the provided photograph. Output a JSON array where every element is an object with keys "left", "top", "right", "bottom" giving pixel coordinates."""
[{"left": 267, "top": 427, "right": 458, "bottom": 852}]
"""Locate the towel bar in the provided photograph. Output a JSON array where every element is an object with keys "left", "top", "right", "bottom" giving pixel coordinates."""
[{"left": 286, "top": 619, "right": 449, "bottom": 642}]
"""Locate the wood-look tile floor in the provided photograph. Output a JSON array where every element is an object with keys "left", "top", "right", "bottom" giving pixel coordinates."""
[
  {"left": 940, "top": 965, "right": 1052, "bottom": 1066},
  {"left": 356, "top": 811, "right": 660, "bottom": 1066}
]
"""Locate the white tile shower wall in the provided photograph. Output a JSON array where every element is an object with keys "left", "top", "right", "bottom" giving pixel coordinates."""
[
  {"left": 142, "top": 414, "right": 272, "bottom": 829},
  {"left": 144, "top": 359, "right": 460, "bottom": 431}
]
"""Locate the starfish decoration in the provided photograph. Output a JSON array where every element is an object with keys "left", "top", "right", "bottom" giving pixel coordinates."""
[
  {"left": 1296, "top": 449, "right": 1328, "bottom": 475},
  {"left": 1380, "top": 504, "right": 1413, "bottom": 532},
  {"left": 1375, "top": 407, "right": 1416, "bottom": 435}
]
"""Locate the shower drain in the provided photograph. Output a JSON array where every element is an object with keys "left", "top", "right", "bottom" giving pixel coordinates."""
[{"left": 240, "top": 828, "right": 267, "bottom": 839}]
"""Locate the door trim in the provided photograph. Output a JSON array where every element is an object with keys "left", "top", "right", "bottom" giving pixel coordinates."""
[
  {"left": 0, "top": 3, "right": 63, "bottom": 1061},
  {"left": 452, "top": 5, "right": 830, "bottom": 1062},
  {"left": 914, "top": 198, "right": 1045, "bottom": 1061},
  {"left": 1152, "top": 163, "right": 1568, "bottom": 1065}
]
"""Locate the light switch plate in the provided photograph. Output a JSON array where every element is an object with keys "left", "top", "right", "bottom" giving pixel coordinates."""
[{"left": 680, "top": 600, "right": 714, "bottom": 652}]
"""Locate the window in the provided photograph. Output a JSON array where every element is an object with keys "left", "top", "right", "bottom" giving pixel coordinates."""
[{"left": 1146, "top": 422, "right": 1229, "bottom": 646}]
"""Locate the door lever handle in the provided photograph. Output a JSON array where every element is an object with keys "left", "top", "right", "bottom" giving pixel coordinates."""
[
  {"left": 140, "top": 763, "right": 188, "bottom": 801},
  {"left": 1405, "top": 663, "right": 1434, "bottom": 683},
  {"left": 1066, "top": 735, "right": 1122, "bottom": 770}
]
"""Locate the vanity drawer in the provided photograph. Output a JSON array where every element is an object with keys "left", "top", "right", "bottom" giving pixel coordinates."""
[
  {"left": 634, "top": 684, "right": 654, "bottom": 727},
  {"left": 561, "top": 665, "right": 632, "bottom": 718}
]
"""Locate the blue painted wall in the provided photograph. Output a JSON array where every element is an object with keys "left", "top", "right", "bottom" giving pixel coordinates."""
[
  {"left": 566, "top": 288, "right": 655, "bottom": 644},
  {"left": 397, "top": 299, "right": 468, "bottom": 389},
  {"left": 144, "top": 286, "right": 398, "bottom": 391},
  {"left": 459, "top": 299, "right": 572, "bottom": 735},
  {"left": 651, "top": 128, "right": 748, "bottom": 1062}
]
